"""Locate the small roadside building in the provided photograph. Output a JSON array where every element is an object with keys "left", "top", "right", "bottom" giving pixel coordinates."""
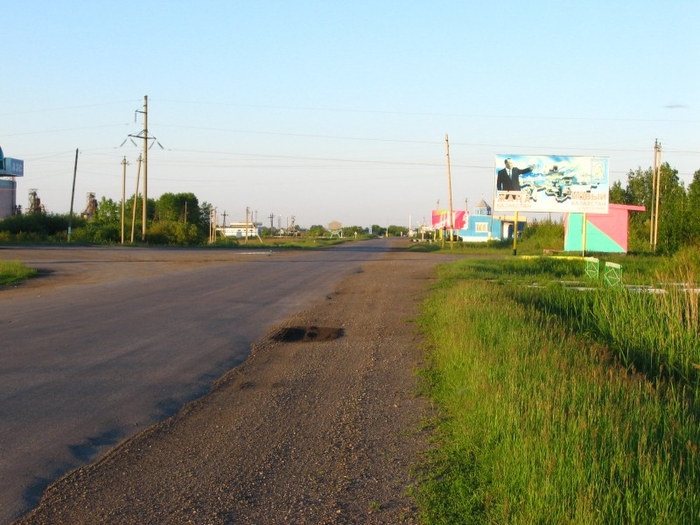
[
  {"left": 564, "top": 203, "right": 646, "bottom": 253},
  {"left": 448, "top": 199, "right": 526, "bottom": 242}
]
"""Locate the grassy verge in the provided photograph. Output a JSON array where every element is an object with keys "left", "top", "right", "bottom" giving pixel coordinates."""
[
  {"left": 0, "top": 260, "right": 37, "bottom": 286},
  {"left": 415, "top": 256, "right": 700, "bottom": 523}
]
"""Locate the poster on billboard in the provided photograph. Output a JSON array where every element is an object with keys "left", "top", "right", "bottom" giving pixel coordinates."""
[
  {"left": 493, "top": 154, "right": 609, "bottom": 213},
  {"left": 431, "top": 210, "right": 467, "bottom": 230}
]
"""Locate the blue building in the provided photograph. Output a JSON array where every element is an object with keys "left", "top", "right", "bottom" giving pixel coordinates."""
[{"left": 455, "top": 199, "right": 525, "bottom": 242}]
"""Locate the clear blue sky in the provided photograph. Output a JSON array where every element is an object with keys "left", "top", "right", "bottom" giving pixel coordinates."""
[{"left": 2, "top": 1, "right": 698, "bottom": 229}]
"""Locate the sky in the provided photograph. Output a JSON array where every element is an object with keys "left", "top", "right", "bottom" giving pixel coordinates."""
[{"left": 2, "top": 0, "right": 699, "bottom": 229}]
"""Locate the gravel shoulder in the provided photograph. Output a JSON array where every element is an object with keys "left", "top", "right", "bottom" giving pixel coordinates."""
[{"left": 13, "top": 243, "right": 448, "bottom": 524}]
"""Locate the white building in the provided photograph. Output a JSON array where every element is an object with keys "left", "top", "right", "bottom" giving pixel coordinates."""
[{"left": 217, "top": 222, "right": 262, "bottom": 238}]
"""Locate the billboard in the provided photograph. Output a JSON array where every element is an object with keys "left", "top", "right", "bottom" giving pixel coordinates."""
[
  {"left": 493, "top": 154, "right": 609, "bottom": 213},
  {"left": 0, "top": 158, "right": 24, "bottom": 177},
  {"left": 431, "top": 210, "right": 466, "bottom": 229}
]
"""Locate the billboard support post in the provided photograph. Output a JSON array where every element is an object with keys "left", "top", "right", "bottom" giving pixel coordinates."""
[
  {"left": 513, "top": 210, "right": 518, "bottom": 256},
  {"left": 582, "top": 212, "right": 587, "bottom": 257}
]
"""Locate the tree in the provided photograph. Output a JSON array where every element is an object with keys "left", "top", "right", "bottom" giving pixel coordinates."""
[
  {"left": 156, "top": 193, "right": 199, "bottom": 224},
  {"left": 656, "top": 163, "right": 687, "bottom": 254},
  {"left": 387, "top": 225, "right": 408, "bottom": 237},
  {"left": 686, "top": 169, "right": 700, "bottom": 244},
  {"left": 93, "top": 197, "right": 120, "bottom": 225},
  {"left": 615, "top": 164, "right": 690, "bottom": 254},
  {"left": 370, "top": 224, "right": 385, "bottom": 236},
  {"left": 307, "top": 224, "right": 326, "bottom": 237},
  {"left": 609, "top": 180, "right": 628, "bottom": 204},
  {"left": 342, "top": 226, "right": 366, "bottom": 237}
]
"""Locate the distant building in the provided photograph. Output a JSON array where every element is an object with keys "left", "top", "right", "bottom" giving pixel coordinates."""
[
  {"left": 453, "top": 199, "right": 525, "bottom": 242},
  {"left": 0, "top": 146, "right": 24, "bottom": 219},
  {"left": 0, "top": 179, "right": 16, "bottom": 219},
  {"left": 218, "top": 221, "right": 262, "bottom": 238}
]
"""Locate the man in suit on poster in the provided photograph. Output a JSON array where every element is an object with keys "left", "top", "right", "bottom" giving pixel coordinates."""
[{"left": 497, "top": 158, "right": 534, "bottom": 192}]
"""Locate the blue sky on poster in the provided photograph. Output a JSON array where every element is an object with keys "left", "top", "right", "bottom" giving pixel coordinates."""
[{"left": 1, "top": 1, "right": 698, "bottom": 228}]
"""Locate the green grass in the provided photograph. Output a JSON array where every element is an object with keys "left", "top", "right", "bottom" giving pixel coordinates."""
[
  {"left": 0, "top": 260, "right": 37, "bottom": 286},
  {"left": 210, "top": 236, "right": 350, "bottom": 250},
  {"left": 415, "top": 255, "right": 700, "bottom": 524}
]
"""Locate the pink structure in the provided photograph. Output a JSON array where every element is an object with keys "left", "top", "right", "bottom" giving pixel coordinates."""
[{"left": 564, "top": 204, "right": 646, "bottom": 253}]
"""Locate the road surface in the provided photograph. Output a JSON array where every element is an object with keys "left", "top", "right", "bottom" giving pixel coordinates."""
[{"left": 0, "top": 240, "right": 392, "bottom": 523}]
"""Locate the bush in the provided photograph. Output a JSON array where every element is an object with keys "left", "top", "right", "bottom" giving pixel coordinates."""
[
  {"left": 146, "top": 221, "right": 201, "bottom": 245},
  {"left": 0, "top": 213, "right": 73, "bottom": 237}
]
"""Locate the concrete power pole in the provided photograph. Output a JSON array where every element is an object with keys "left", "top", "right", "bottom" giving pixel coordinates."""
[
  {"left": 142, "top": 96, "right": 148, "bottom": 241},
  {"left": 245, "top": 207, "right": 250, "bottom": 243},
  {"left": 123, "top": 95, "right": 163, "bottom": 241}
]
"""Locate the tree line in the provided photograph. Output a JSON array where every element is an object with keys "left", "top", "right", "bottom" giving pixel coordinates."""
[
  {"left": 611, "top": 164, "right": 700, "bottom": 254},
  {"left": 0, "top": 192, "right": 408, "bottom": 245}
]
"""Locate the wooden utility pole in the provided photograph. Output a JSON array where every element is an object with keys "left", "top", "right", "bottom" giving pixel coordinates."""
[
  {"left": 445, "top": 134, "right": 454, "bottom": 247},
  {"left": 650, "top": 139, "right": 662, "bottom": 252},
  {"left": 131, "top": 155, "right": 142, "bottom": 244},
  {"left": 68, "top": 148, "right": 79, "bottom": 242},
  {"left": 121, "top": 156, "right": 127, "bottom": 244}
]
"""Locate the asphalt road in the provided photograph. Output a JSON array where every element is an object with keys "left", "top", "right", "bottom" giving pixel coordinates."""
[{"left": 0, "top": 240, "right": 393, "bottom": 523}]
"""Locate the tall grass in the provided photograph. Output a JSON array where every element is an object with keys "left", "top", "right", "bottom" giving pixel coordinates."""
[
  {"left": 0, "top": 260, "right": 37, "bottom": 285},
  {"left": 510, "top": 265, "right": 700, "bottom": 389},
  {"left": 416, "top": 259, "right": 700, "bottom": 523}
]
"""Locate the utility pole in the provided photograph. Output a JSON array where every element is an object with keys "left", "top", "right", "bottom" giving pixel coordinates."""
[
  {"left": 68, "top": 148, "right": 79, "bottom": 242},
  {"left": 121, "top": 95, "right": 163, "bottom": 241},
  {"left": 650, "top": 139, "right": 662, "bottom": 252},
  {"left": 121, "top": 156, "right": 128, "bottom": 244},
  {"left": 130, "top": 154, "right": 142, "bottom": 244},
  {"left": 245, "top": 207, "right": 250, "bottom": 243},
  {"left": 142, "top": 96, "right": 148, "bottom": 241},
  {"left": 209, "top": 208, "right": 217, "bottom": 244},
  {"left": 222, "top": 210, "right": 228, "bottom": 227},
  {"left": 445, "top": 134, "right": 454, "bottom": 247},
  {"left": 269, "top": 213, "right": 274, "bottom": 231}
]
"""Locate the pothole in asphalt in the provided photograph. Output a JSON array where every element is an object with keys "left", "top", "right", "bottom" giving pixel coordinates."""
[{"left": 271, "top": 326, "right": 344, "bottom": 343}]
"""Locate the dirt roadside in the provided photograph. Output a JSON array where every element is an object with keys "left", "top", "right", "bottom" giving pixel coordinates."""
[{"left": 12, "top": 243, "right": 452, "bottom": 524}]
